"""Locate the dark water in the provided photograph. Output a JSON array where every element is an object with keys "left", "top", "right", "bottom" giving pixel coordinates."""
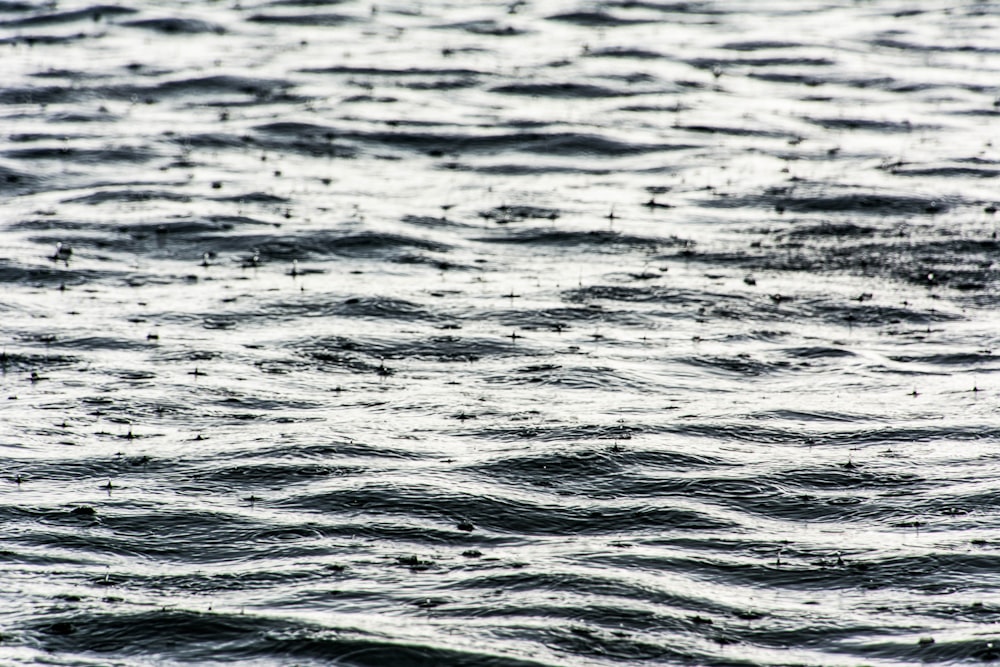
[{"left": 2, "top": 1, "right": 1000, "bottom": 665}]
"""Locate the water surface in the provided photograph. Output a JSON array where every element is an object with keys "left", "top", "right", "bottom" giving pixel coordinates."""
[{"left": 3, "top": 1, "right": 1000, "bottom": 665}]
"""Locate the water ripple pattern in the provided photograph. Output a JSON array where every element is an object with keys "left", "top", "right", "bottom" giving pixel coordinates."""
[{"left": 2, "top": 0, "right": 1000, "bottom": 665}]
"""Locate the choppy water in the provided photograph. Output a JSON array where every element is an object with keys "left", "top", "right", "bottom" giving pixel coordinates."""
[{"left": 2, "top": 0, "right": 1000, "bottom": 665}]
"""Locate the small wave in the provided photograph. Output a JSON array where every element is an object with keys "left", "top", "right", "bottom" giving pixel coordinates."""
[
  {"left": 701, "top": 185, "right": 956, "bottom": 215},
  {"left": 277, "top": 482, "right": 733, "bottom": 534},
  {"left": 300, "top": 333, "right": 533, "bottom": 365},
  {"left": 687, "top": 56, "right": 835, "bottom": 68},
  {"left": 476, "top": 229, "right": 675, "bottom": 249},
  {"left": 62, "top": 189, "right": 191, "bottom": 205},
  {"left": 121, "top": 17, "right": 225, "bottom": 34},
  {"left": 436, "top": 19, "right": 527, "bottom": 37},
  {"left": 4, "top": 144, "right": 161, "bottom": 163},
  {"left": 483, "top": 364, "right": 655, "bottom": 391},
  {"left": 463, "top": 423, "right": 641, "bottom": 443},
  {"left": 227, "top": 295, "right": 450, "bottom": 325},
  {"left": 0, "top": 4, "right": 135, "bottom": 28},
  {"left": 806, "top": 116, "right": 933, "bottom": 133},
  {"left": 247, "top": 12, "right": 356, "bottom": 26},
  {"left": 586, "top": 46, "right": 664, "bottom": 59},
  {"left": 721, "top": 40, "right": 805, "bottom": 51},
  {"left": 546, "top": 11, "right": 651, "bottom": 27},
  {"left": 490, "top": 82, "right": 641, "bottom": 98}
]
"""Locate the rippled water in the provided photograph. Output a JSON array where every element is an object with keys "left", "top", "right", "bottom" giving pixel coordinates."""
[{"left": 3, "top": 1, "right": 1000, "bottom": 665}]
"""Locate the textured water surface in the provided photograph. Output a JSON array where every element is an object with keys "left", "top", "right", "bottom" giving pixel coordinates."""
[{"left": 2, "top": 1, "right": 1000, "bottom": 665}]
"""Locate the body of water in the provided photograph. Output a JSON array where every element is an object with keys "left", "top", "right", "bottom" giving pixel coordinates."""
[{"left": 2, "top": 1, "right": 1000, "bottom": 665}]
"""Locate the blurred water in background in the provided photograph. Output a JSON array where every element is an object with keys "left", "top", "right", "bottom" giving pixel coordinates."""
[{"left": 2, "top": 1, "right": 1000, "bottom": 664}]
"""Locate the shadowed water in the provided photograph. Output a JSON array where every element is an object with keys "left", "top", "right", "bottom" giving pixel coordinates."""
[{"left": 2, "top": 1, "right": 1000, "bottom": 665}]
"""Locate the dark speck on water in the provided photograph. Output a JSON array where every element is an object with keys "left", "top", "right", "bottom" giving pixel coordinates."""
[{"left": 2, "top": 1, "right": 1000, "bottom": 666}]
